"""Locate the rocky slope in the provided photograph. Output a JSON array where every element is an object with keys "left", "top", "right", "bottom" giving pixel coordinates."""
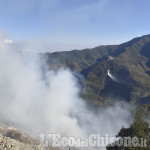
[
  {"left": 0, "top": 133, "right": 43, "bottom": 150},
  {"left": 0, "top": 125, "right": 44, "bottom": 150}
]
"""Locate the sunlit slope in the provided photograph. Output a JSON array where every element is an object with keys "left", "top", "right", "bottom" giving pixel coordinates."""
[{"left": 46, "top": 34, "right": 150, "bottom": 104}]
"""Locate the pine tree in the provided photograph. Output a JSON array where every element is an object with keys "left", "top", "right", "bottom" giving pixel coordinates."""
[{"left": 107, "top": 110, "right": 150, "bottom": 150}]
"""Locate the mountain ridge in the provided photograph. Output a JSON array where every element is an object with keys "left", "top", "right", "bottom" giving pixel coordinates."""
[{"left": 45, "top": 34, "right": 150, "bottom": 105}]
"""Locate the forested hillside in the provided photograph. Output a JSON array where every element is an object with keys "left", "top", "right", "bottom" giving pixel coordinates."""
[{"left": 45, "top": 34, "right": 150, "bottom": 105}]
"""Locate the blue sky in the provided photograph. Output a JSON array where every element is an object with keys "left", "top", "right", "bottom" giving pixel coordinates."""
[{"left": 0, "top": 0, "right": 150, "bottom": 51}]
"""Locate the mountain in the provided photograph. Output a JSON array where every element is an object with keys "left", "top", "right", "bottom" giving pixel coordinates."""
[{"left": 45, "top": 34, "right": 150, "bottom": 105}]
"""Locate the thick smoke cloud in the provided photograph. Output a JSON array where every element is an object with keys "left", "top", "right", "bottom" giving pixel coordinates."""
[{"left": 0, "top": 34, "right": 134, "bottom": 141}]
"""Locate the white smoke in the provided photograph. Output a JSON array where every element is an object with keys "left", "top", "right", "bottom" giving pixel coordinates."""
[{"left": 0, "top": 34, "right": 135, "bottom": 145}]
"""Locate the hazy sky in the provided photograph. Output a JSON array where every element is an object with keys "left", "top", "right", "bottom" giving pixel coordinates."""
[{"left": 0, "top": 0, "right": 150, "bottom": 51}]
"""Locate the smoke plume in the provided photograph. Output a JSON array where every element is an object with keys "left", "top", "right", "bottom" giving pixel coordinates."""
[{"left": 0, "top": 34, "right": 135, "bottom": 143}]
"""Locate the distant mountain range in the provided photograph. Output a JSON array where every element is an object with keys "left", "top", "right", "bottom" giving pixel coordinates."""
[{"left": 44, "top": 34, "right": 150, "bottom": 105}]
